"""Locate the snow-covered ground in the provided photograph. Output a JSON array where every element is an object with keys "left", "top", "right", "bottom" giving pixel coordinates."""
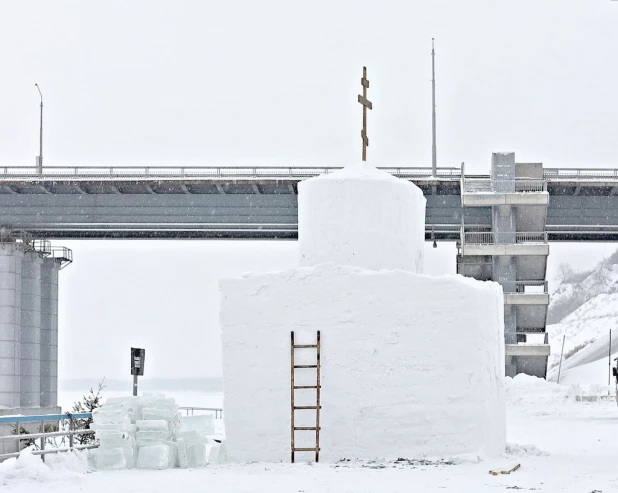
[{"left": 2, "top": 378, "right": 618, "bottom": 492}]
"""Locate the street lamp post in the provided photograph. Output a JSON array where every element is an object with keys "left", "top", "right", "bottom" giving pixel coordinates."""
[
  {"left": 431, "top": 39, "right": 437, "bottom": 177},
  {"left": 35, "top": 84, "right": 43, "bottom": 175}
]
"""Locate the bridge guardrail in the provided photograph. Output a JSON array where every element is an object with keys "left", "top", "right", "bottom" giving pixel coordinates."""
[
  {"left": 462, "top": 231, "right": 548, "bottom": 245},
  {"left": 3, "top": 165, "right": 618, "bottom": 181},
  {"left": 544, "top": 168, "right": 618, "bottom": 180},
  {"left": 0, "top": 166, "right": 463, "bottom": 181},
  {"left": 463, "top": 179, "right": 547, "bottom": 193}
]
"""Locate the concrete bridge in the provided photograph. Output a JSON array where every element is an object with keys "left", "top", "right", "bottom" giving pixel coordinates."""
[
  {"left": 0, "top": 162, "right": 616, "bottom": 240},
  {"left": 1, "top": 152, "right": 617, "bottom": 416}
]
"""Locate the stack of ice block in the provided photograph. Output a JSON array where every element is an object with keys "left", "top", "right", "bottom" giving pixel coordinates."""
[
  {"left": 91, "top": 393, "right": 223, "bottom": 470},
  {"left": 135, "top": 395, "right": 179, "bottom": 469},
  {"left": 176, "top": 415, "right": 214, "bottom": 468},
  {"left": 92, "top": 398, "right": 139, "bottom": 470}
]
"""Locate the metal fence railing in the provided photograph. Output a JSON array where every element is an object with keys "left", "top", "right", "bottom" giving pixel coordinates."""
[
  {"left": 462, "top": 231, "right": 548, "bottom": 245},
  {"left": 0, "top": 405, "right": 224, "bottom": 463},
  {"left": 544, "top": 168, "right": 618, "bottom": 180},
  {"left": 0, "top": 166, "right": 462, "bottom": 181},
  {"left": 49, "top": 246, "right": 73, "bottom": 269},
  {"left": 0, "top": 413, "right": 96, "bottom": 462},
  {"left": 178, "top": 407, "right": 223, "bottom": 419},
  {"left": 505, "top": 332, "right": 549, "bottom": 345},
  {"left": 0, "top": 235, "right": 72, "bottom": 269},
  {"left": 503, "top": 281, "right": 549, "bottom": 294},
  {"left": 3, "top": 165, "right": 618, "bottom": 182},
  {"left": 463, "top": 179, "right": 547, "bottom": 193}
]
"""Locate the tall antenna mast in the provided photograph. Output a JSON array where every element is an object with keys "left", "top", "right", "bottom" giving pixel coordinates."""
[
  {"left": 35, "top": 83, "right": 43, "bottom": 176},
  {"left": 431, "top": 39, "right": 437, "bottom": 176}
]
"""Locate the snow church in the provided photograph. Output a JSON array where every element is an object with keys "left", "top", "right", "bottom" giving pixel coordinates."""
[{"left": 220, "top": 162, "right": 506, "bottom": 462}]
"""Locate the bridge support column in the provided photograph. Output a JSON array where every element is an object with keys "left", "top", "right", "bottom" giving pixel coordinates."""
[
  {"left": 20, "top": 251, "right": 42, "bottom": 408},
  {"left": 460, "top": 153, "right": 550, "bottom": 378},
  {"left": 492, "top": 155, "right": 519, "bottom": 378},
  {"left": 0, "top": 246, "right": 23, "bottom": 409},
  {"left": 40, "top": 258, "right": 59, "bottom": 408},
  {"left": 494, "top": 256, "right": 517, "bottom": 377}
]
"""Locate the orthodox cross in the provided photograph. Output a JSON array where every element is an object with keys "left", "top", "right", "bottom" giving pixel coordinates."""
[{"left": 357, "top": 66, "right": 373, "bottom": 161}]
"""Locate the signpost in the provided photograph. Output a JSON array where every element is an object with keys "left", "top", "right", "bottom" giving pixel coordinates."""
[
  {"left": 131, "top": 347, "right": 145, "bottom": 396},
  {"left": 357, "top": 66, "right": 373, "bottom": 162}
]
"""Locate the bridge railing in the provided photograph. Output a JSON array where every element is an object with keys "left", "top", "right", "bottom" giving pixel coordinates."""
[
  {"left": 0, "top": 166, "right": 462, "bottom": 181},
  {"left": 463, "top": 231, "right": 548, "bottom": 245},
  {"left": 462, "top": 178, "right": 547, "bottom": 193},
  {"left": 0, "top": 413, "right": 96, "bottom": 462},
  {"left": 4, "top": 165, "right": 618, "bottom": 181},
  {"left": 544, "top": 168, "right": 618, "bottom": 180}
]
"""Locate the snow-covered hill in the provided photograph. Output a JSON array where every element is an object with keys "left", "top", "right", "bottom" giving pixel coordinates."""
[
  {"left": 547, "top": 292, "right": 618, "bottom": 369},
  {"left": 548, "top": 262, "right": 618, "bottom": 324},
  {"left": 545, "top": 251, "right": 618, "bottom": 382}
]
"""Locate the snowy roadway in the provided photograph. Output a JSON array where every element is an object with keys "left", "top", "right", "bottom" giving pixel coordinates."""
[{"left": 2, "top": 377, "right": 618, "bottom": 492}]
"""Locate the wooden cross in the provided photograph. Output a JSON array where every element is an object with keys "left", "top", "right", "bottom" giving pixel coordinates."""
[{"left": 357, "top": 66, "right": 372, "bottom": 161}]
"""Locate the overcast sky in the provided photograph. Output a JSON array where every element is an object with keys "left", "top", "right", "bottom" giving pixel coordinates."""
[{"left": 1, "top": 1, "right": 618, "bottom": 382}]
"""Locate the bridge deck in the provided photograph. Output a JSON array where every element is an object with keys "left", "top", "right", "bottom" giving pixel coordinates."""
[{"left": 0, "top": 166, "right": 617, "bottom": 241}]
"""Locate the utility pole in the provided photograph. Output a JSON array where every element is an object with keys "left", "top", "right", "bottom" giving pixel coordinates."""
[
  {"left": 357, "top": 67, "right": 373, "bottom": 161},
  {"left": 431, "top": 39, "right": 437, "bottom": 177},
  {"left": 35, "top": 84, "right": 43, "bottom": 176},
  {"left": 557, "top": 335, "right": 566, "bottom": 384},
  {"left": 609, "top": 329, "right": 612, "bottom": 395}
]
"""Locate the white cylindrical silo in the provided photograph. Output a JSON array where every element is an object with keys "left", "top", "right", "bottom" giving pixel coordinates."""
[
  {"left": 40, "top": 258, "right": 59, "bottom": 408},
  {"left": 0, "top": 245, "right": 23, "bottom": 409},
  {"left": 20, "top": 251, "right": 42, "bottom": 408}
]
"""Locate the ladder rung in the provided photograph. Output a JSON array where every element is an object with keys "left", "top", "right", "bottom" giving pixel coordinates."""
[
  {"left": 294, "top": 426, "right": 320, "bottom": 430},
  {"left": 294, "top": 344, "right": 318, "bottom": 348},
  {"left": 294, "top": 365, "right": 317, "bottom": 368},
  {"left": 294, "top": 447, "right": 320, "bottom": 452},
  {"left": 294, "top": 385, "right": 320, "bottom": 389},
  {"left": 294, "top": 406, "right": 321, "bottom": 410}
]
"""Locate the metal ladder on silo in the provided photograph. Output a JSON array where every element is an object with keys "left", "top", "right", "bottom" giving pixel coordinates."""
[{"left": 290, "top": 330, "right": 321, "bottom": 463}]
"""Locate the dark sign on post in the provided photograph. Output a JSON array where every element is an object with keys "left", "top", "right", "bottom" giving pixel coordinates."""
[
  {"left": 131, "top": 348, "right": 145, "bottom": 376},
  {"left": 131, "top": 347, "right": 145, "bottom": 396}
]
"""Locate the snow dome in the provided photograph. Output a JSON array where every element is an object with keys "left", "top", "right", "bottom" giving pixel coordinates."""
[
  {"left": 298, "top": 163, "right": 426, "bottom": 272},
  {"left": 220, "top": 162, "right": 506, "bottom": 462}
]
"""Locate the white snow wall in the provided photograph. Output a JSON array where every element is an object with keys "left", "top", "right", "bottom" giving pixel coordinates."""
[
  {"left": 298, "top": 163, "right": 426, "bottom": 272},
  {"left": 220, "top": 264, "right": 506, "bottom": 462}
]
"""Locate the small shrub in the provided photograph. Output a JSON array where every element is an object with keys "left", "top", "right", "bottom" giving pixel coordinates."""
[{"left": 69, "top": 379, "right": 105, "bottom": 445}]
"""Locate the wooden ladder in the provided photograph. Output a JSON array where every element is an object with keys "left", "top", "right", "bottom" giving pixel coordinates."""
[{"left": 290, "top": 330, "right": 321, "bottom": 463}]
